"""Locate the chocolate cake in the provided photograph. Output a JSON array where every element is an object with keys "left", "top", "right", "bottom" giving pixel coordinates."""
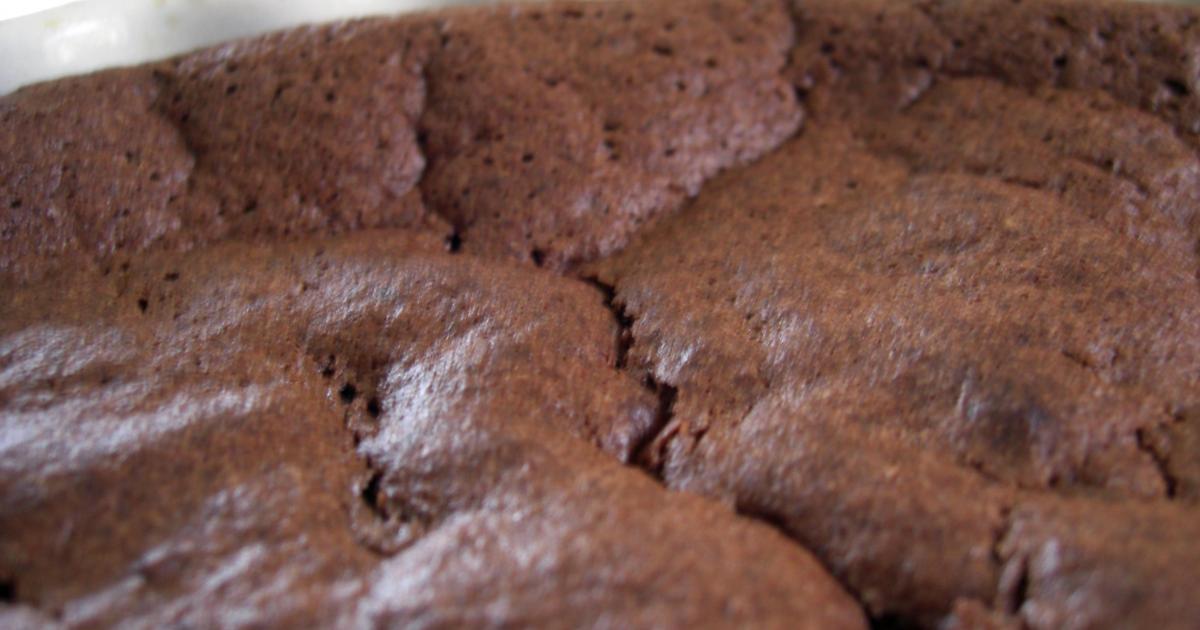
[{"left": 2, "top": 0, "right": 1199, "bottom": 627}]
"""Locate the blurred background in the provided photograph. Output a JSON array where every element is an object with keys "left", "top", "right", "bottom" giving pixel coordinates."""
[{"left": 0, "top": 0, "right": 1195, "bottom": 94}]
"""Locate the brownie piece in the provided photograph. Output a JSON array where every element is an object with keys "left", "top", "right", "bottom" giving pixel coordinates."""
[
  {"left": 2, "top": 0, "right": 1200, "bottom": 628},
  {"left": 0, "top": 232, "right": 863, "bottom": 627},
  {"left": 590, "top": 1, "right": 1200, "bottom": 626},
  {"left": 0, "top": 0, "right": 800, "bottom": 283},
  {"left": 419, "top": 0, "right": 800, "bottom": 268},
  {"left": 0, "top": 69, "right": 195, "bottom": 284},
  {"left": 159, "top": 20, "right": 437, "bottom": 241}
]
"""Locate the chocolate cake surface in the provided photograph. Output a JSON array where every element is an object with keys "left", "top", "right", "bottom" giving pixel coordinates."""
[{"left": 2, "top": 0, "right": 1199, "bottom": 628}]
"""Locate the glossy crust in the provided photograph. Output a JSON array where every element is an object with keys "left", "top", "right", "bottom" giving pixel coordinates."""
[{"left": 2, "top": 0, "right": 1200, "bottom": 628}]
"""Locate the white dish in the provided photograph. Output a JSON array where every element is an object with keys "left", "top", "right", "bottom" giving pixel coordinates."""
[{"left": 0, "top": 0, "right": 487, "bottom": 94}]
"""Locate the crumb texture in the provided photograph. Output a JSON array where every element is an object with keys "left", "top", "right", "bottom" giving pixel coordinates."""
[{"left": 2, "top": 0, "right": 1200, "bottom": 628}]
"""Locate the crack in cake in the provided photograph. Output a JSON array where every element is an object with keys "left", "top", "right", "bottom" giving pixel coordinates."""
[{"left": 1, "top": 0, "right": 1199, "bottom": 627}]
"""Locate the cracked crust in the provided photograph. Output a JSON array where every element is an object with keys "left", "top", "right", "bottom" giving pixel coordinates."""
[
  {"left": 418, "top": 0, "right": 800, "bottom": 269},
  {"left": 3, "top": 0, "right": 1200, "bottom": 628},
  {"left": 0, "top": 232, "right": 863, "bottom": 627},
  {"left": 591, "top": 37, "right": 1200, "bottom": 630}
]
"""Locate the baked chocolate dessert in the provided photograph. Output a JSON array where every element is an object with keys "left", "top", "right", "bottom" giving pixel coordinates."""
[{"left": 2, "top": 0, "right": 1198, "bottom": 627}]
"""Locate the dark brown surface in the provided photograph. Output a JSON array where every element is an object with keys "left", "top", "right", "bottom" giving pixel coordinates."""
[
  {"left": 590, "top": 121, "right": 1200, "bottom": 626},
  {"left": 2, "top": 0, "right": 1200, "bottom": 628},
  {"left": 419, "top": 0, "right": 800, "bottom": 268},
  {"left": 0, "top": 232, "right": 863, "bottom": 627}
]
